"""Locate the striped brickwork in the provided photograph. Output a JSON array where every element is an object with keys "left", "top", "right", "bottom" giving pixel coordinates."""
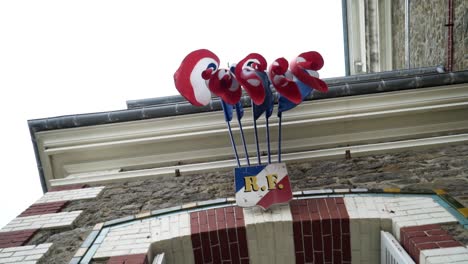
[
  {"left": 74, "top": 193, "right": 467, "bottom": 264},
  {"left": 0, "top": 184, "right": 105, "bottom": 263}
]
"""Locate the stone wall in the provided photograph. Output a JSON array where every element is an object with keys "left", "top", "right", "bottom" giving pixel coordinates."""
[
  {"left": 29, "top": 143, "right": 468, "bottom": 263},
  {"left": 391, "top": 0, "right": 406, "bottom": 69},
  {"left": 391, "top": 0, "right": 467, "bottom": 71}
]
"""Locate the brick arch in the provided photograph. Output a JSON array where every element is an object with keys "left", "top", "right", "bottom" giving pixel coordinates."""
[{"left": 78, "top": 193, "right": 465, "bottom": 264}]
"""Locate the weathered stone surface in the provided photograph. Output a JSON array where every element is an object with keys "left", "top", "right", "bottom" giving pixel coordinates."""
[
  {"left": 441, "top": 223, "right": 468, "bottom": 245},
  {"left": 392, "top": 0, "right": 467, "bottom": 71},
  {"left": 35, "top": 143, "right": 468, "bottom": 263},
  {"left": 27, "top": 227, "right": 92, "bottom": 264}
]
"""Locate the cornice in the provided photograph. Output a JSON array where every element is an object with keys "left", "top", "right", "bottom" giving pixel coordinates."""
[{"left": 33, "top": 83, "right": 468, "bottom": 188}]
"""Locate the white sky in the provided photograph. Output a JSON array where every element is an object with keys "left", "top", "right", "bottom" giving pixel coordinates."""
[{"left": 0, "top": 0, "right": 344, "bottom": 227}]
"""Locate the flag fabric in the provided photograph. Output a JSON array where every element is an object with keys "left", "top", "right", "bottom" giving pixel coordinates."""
[
  {"left": 235, "top": 53, "right": 268, "bottom": 105},
  {"left": 268, "top": 57, "right": 302, "bottom": 104},
  {"left": 277, "top": 79, "right": 313, "bottom": 114},
  {"left": 173, "top": 49, "right": 219, "bottom": 106},
  {"left": 235, "top": 102, "right": 244, "bottom": 120},
  {"left": 253, "top": 72, "right": 274, "bottom": 120},
  {"left": 221, "top": 100, "right": 234, "bottom": 122},
  {"left": 234, "top": 163, "right": 293, "bottom": 209}
]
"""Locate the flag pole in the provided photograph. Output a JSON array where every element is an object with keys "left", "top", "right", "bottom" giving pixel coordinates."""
[
  {"left": 252, "top": 100, "right": 262, "bottom": 165},
  {"left": 221, "top": 101, "right": 241, "bottom": 167},
  {"left": 235, "top": 102, "right": 250, "bottom": 166},
  {"left": 278, "top": 112, "right": 282, "bottom": 163},
  {"left": 265, "top": 115, "right": 271, "bottom": 164}
]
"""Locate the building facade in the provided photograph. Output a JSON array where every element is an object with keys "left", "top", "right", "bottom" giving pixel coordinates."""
[
  {"left": 1, "top": 1, "right": 468, "bottom": 262},
  {"left": 345, "top": 0, "right": 467, "bottom": 74},
  {"left": 0, "top": 68, "right": 466, "bottom": 263}
]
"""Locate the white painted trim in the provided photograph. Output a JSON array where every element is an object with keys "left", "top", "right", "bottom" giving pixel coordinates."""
[
  {"left": 379, "top": 0, "right": 393, "bottom": 71},
  {"left": 347, "top": 0, "right": 394, "bottom": 73},
  {"left": 381, "top": 231, "right": 415, "bottom": 264},
  {"left": 50, "top": 133, "right": 468, "bottom": 186}
]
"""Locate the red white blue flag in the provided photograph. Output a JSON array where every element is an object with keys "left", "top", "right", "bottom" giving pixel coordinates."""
[{"left": 235, "top": 163, "right": 293, "bottom": 209}]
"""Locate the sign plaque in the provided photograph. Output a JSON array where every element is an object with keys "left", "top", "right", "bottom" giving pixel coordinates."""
[{"left": 235, "top": 163, "right": 293, "bottom": 209}]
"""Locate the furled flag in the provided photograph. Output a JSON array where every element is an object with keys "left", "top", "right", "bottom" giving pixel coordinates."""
[
  {"left": 277, "top": 51, "right": 329, "bottom": 114},
  {"left": 173, "top": 49, "right": 219, "bottom": 106},
  {"left": 253, "top": 71, "right": 274, "bottom": 121},
  {"left": 207, "top": 68, "right": 242, "bottom": 105},
  {"left": 234, "top": 53, "right": 268, "bottom": 105}
]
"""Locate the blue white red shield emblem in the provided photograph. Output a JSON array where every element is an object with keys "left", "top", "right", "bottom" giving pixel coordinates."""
[{"left": 235, "top": 163, "right": 293, "bottom": 209}]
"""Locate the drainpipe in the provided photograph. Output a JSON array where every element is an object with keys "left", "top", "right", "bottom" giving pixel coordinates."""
[
  {"left": 342, "top": 0, "right": 350, "bottom": 76},
  {"left": 446, "top": 0, "right": 454, "bottom": 72},
  {"left": 405, "top": 0, "right": 411, "bottom": 69}
]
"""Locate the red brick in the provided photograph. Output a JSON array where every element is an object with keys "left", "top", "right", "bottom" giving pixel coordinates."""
[
  {"left": 201, "top": 232, "right": 212, "bottom": 263},
  {"left": 293, "top": 221, "right": 302, "bottom": 236},
  {"left": 234, "top": 207, "right": 244, "bottom": 223},
  {"left": 322, "top": 219, "right": 331, "bottom": 236},
  {"left": 327, "top": 199, "right": 340, "bottom": 219},
  {"left": 216, "top": 208, "right": 226, "bottom": 223},
  {"left": 212, "top": 244, "right": 222, "bottom": 263},
  {"left": 291, "top": 199, "right": 349, "bottom": 264},
  {"left": 400, "top": 223, "right": 464, "bottom": 263},
  {"left": 291, "top": 204, "right": 301, "bottom": 216},
  {"left": 314, "top": 251, "right": 324, "bottom": 264},
  {"left": 190, "top": 207, "right": 247, "bottom": 264},
  {"left": 293, "top": 232, "right": 304, "bottom": 252},
  {"left": 317, "top": 200, "right": 330, "bottom": 219},
  {"left": 335, "top": 197, "right": 345, "bottom": 204},
  {"left": 401, "top": 224, "right": 441, "bottom": 233},
  {"left": 199, "top": 211, "right": 208, "bottom": 225},
  {"left": 191, "top": 233, "right": 201, "bottom": 249},
  {"left": 226, "top": 212, "right": 236, "bottom": 228},
  {"left": 411, "top": 235, "right": 454, "bottom": 244},
  {"left": 193, "top": 248, "right": 203, "bottom": 264},
  {"left": 332, "top": 219, "right": 341, "bottom": 249},
  {"left": 323, "top": 235, "right": 332, "bottom": 262},
  {"left": 18, "top": 201, "right": 68, "bottom": 217},
  {"left": 106, "top": 254, "right": 148, "bottom": 264},
  {"left": 312, "top": 220, "right": 323, "bottom": 251},
  {"left": 295, "top": 252, "right": 305, "bottom": 264},
  {"left": 229, "top": 242, "right": 240, "bottom": 263},
  {"left": 228, "top": 228, "right": 237, "bottom": 243},
  {"left": 416, "top": 243, "right": 439, "bottom": 251},
  {"left": 191, "top": 224, "right": 200, "bottom": 234},
  {"left": 237, "top": 227, "right": 249, "bottom": 258},
  {"left": 304, "top": 235, "right": 314, "bottom": 262},
  {"left": 342, "top": 234, "right": 351, "bottom": 261},
  {"left": 333, "top": 233, "right": 342, "bottom": 250},
  {"left": 200, "top": 224, "right": 208, "bottom": 233},
  {"left": 337, "top": 203, "right": 349, "bottom": 219},
  {"left": 308, "top": 199, "right": 319, "bottom": 214},
  {"left": 341, "top": 218, "right": 350, "bottom": 234},
  {"left": 209, "top": 230, "right": 219, "bottom": 245},
  {"left": 0, "top": 229, "right": 38, "bottom": 248},
  {"left": 208, "top": 212, "right": 216, "bottom": 231},
  {"left": 219, "top": 230, "right": 230, "bottom": 260},
  {"left": 437, "top": 241, "right": 463, "bottom": 248},
  {"left": 426, "top": 229, "right": 448, "bottom": 236},
  {"left": 333, "top": 250, "right": 342, "bottom": 264},
  {"left": 302, "top": 221, "right": 312, "bottom": 236}
]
